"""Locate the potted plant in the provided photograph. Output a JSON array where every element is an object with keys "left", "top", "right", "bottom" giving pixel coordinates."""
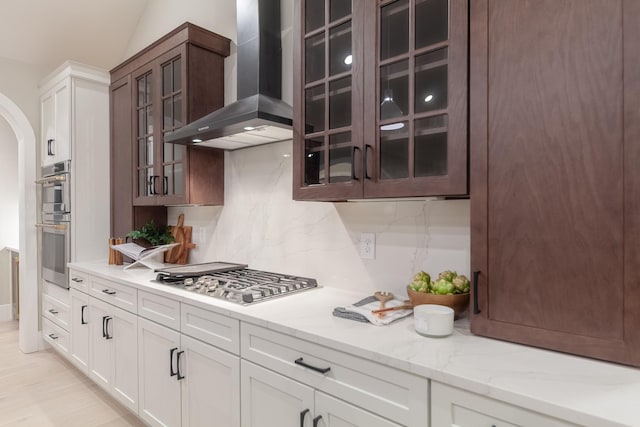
[{"left": 126, "top": 220, "right": 175, "bottom": 248}]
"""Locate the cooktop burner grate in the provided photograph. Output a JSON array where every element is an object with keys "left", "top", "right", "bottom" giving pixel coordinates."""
[{"left": 154, "top": 266, "right": 318, "bottom": 305}]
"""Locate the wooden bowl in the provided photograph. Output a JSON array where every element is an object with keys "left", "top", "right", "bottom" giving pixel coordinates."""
[{"left": 407, "top": 286, "right": 470, "bottom": 318}]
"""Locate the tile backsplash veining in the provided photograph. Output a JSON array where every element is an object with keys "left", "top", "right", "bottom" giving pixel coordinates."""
[{"left": 168, "top": 140, "right": 470, "bottom": 296}]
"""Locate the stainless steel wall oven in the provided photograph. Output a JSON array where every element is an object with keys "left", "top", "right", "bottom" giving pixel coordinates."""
[
  {"left": 39, "top": 161, "right": 71, "bottom": 218},
  {"left": 37, "top": 161, "right": 70, "bottom": 289}
]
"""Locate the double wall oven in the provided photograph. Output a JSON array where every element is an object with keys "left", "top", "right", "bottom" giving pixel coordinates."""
[{"left": 36, "top": 161, "right": 71, "bottom": 289}]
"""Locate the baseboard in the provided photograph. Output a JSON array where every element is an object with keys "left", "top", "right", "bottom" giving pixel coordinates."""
[{"left": 0, "top": 304, "right": 12, "bottom": 321}]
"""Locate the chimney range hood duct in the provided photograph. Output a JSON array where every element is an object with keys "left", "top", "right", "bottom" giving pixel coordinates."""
[{"left": 164, "top": 0, "right": 292, "bottom": 150}]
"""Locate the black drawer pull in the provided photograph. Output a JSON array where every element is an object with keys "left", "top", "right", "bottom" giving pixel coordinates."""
[
  {"left": 312, "top": 415, "right": 322, "bottom": 427},
  {"left": 170, "top": 347, "right": 178, "bottom": 377},
  {"left": 72, "top": 277, "right": 84, "bottom": 283},
  {"left": 473, "top": 271, "right": 480, "bottom": 314},
  {"left": 294, "top": 357, "right": 331, "bottom": 374},
  {"left": 48, "top": 333, "right": 59, "bottom": 340},
  {"left": 102, "top": 289, "right": 116, "bottom": 295},
  {"left": 48, "top": 309, "right": 59, "bottom": 315},
  {"left": 299, "top": 409, "right": 309, "bottom": 427}
]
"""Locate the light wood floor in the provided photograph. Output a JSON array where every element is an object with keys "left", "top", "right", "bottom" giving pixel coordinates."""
[{"left": 0, "top": 321, "right": 147, "bottom": 427}]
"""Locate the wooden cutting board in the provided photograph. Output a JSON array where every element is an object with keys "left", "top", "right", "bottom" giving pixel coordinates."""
[{"left": 164, "top": 214, "right": 196, "bottom": 264}]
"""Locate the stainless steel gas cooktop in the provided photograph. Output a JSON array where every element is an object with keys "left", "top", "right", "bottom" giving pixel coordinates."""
[{"left": 154, "top": 262, "right": 318, "bottom": 305}]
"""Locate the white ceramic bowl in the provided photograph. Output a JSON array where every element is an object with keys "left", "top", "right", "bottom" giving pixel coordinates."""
[{"left": 413, "top": 304, "right": 454, "bottom": 337}]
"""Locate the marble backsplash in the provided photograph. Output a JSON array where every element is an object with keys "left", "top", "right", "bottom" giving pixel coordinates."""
[{"left": 168, "top": 140, "right": 470, "bottom": 297}]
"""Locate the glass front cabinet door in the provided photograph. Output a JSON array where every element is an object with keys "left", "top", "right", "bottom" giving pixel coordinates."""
[
  {"left": 133, "top": 46, "right": 188, "bottom": 206},
  {"left": 293, "top": 0, "right": 366, "bottom": 201},
  {"left": 293, "top": 0, "right": 468, "bottom": 200}
]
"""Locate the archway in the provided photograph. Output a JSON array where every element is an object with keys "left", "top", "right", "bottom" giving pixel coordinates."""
[{"left": 0, "top": 92, "right": 40, "bottom": 353}]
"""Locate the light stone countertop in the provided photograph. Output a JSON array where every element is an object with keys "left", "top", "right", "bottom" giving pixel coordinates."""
[{"left": 69, "top": 260, "right": 640, "bottom": 427}]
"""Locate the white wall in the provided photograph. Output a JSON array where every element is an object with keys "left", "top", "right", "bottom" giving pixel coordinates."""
[{"left": 0, "top": 116, "right": 19, "bottom": 249}]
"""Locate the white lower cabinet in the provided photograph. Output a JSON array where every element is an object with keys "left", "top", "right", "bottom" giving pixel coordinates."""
[
  {"left": 69, "top": 288, "right": 89, "bottom": 373},
  {"left": 315, "top": 391, "right": 402, "bottom": 427},
  {"left": 430, "top": 382, "right": 579, "bottom": 427},
  {"left": 181, "top": 334, "right": 240, "bottom": 427},
  {"left": 241, "top": 360, "right": 400, "bottom": 427},
  {"left": 88, "top": 296, "right": 138, "bottom": 414},
  {"left": 64, "top": 270, "right": 583, "bottom": 427},
  {"left": 241, "top": 323, "right": 427, "bottom": 426},
  {"left": 138, "top": 317, "right": 240, "bottom": 427},
  {"left": 241, "top": 360, "right": 314, "bottom": 427},
  {"left": 138, "top": 317, "right": 181, "bottom": 427}
]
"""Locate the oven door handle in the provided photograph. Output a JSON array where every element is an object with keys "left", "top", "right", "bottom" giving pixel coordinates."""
[
  {"left": 35, "top": 223, "right": 68, "bottom": 230},
  {"left": 35, "top": 174, "right": 67, "bottom": 185}
]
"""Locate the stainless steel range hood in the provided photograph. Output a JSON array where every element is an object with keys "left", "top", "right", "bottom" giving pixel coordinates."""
[{"left": 164, "top": 0, "right": 292, "bottom": 150}]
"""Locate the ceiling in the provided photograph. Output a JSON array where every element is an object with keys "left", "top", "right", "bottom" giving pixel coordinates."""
[{"left": 0, "top": 0, "right": 149, "bottom": 73}]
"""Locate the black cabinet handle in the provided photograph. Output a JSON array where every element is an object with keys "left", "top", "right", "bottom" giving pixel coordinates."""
[
  {"left": 72, "top": 277, "right": 83, "bottom": 283},
  {"left": 294, "top": 357, "right": 331, "bottom": 374},
  {"left": 473, "top": 271, "right": 481, "bottom": 314},
  {"left": 47, "top": 138, "right": 55, "bottom": 156},
  {"left": 299, "top": 409, "right": 309, "bottom": 427},
  {"left": 312, "top": 415, "right": 322, "bottom": 427},
  {"left": 105, "top": 317, "right": 113, "bottom": 339},
  {"left": 101, "top": 289, "right": 116, "bottom": 295},
  {"left": 102, "top": 316, "right": 108, "bottom": 338},
  {"left": 48, "top": 333, "right": 59, "bottom": 340},
  {"left": 170, "top": 347, "right": 178, "bottom": 376},
  {"left": 364, "top": 144, "right": 373, "bottom": 180},
  {"left": 80, "top": 305, "right": 87, "bottom": 325},
  {"left": 150, "top": 175, "right": 163, "bottom": 195},
  {"left": 351, "top": 146, "right": 360, "bottom": 181},
  {"left": 176, "top": 350, "right": 185, "bottom": 380},
  {"left": 48, "top": 309, "right": 59, "bottom": 315},
  {"left": 163, "top": 176, "right": 168, "bottom": 195}
]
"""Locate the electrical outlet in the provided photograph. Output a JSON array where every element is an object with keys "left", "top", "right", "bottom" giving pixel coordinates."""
[{"left": 360, "top": 232, "right": 376, "bottom": 259}]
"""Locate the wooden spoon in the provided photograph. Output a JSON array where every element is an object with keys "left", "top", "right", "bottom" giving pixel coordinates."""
[
  {"left": 374, "top": 291, "right": 394, "bottom": 318},
  {"left": 372, "top": 300, "right": 412, "bottom": 314}
]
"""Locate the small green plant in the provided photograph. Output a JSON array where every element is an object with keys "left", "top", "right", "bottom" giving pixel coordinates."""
[{"left": 127, "top": 220, "right": 175, "bottom": 246}]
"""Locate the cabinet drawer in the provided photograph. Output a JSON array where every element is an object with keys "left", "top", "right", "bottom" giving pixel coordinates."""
[
  {"left": 138, "top": 290, "right": 180, "bottom": 330},
  {"left": 42, "top": 280, "right": 70, "bottom": 305},
  {"left": 181, "top": 303, "right": 240, "bottom": 355},
  {"left": 69, "top": 270, "right": 89, "bottom": 293},
  {"left": 43, "top": 317, "right": 70, "bottom": 356},
  {"left": 42, "top": 293, "right": 71, "bottom": 331},
  {"left": 89, "top": 276, "right": 137, "bottom": 313},
  {"left": 241, "top": 323, "right": 428, "bottom": 425},
  {"left": 431, "top": 382, "right": 579, "bottom": 427}
]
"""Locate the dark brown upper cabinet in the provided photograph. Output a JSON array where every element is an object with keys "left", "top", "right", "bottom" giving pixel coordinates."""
[
  {"left": 109, "top": 23, "right": 229, "bottom": 240},
  {"left": 470, "top": 0, "right": 640, "bottom": 367},
  {"left": 111, "top": 23, "right": 229, "bottom": 208},
  {"left": 293, "top": 0, "right": 468, "bottom": 201}
]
